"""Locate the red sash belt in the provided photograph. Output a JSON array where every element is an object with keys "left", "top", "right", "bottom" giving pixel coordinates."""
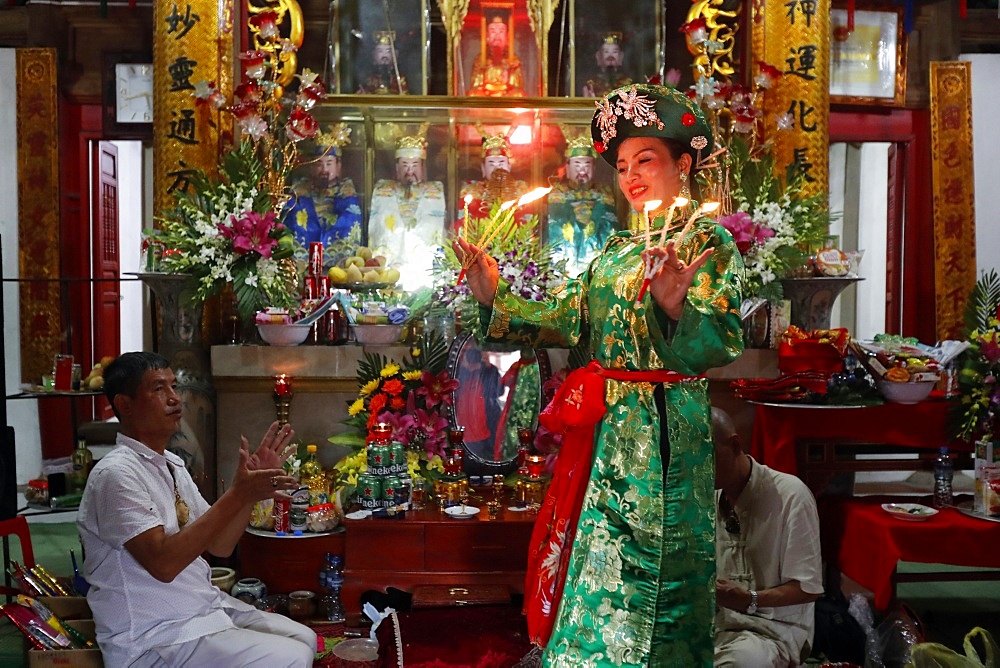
[{"left": 524, "top": 361, "right": 703, "bottom": 647}]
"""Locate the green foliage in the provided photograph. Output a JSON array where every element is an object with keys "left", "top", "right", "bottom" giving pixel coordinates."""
[{"left": 964, "top": 269, "right": 1000, "bottom": 335}]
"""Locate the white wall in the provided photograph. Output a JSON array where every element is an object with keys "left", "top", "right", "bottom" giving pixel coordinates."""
[
  {"left": 0, "top": 49, "right": 43, "bottom": 484},
  {"left": 962, "top": 54, "right": 1000, "bottom": 277},
  {"left": 113, "top": 140, "right": 147, "bottom": 355}
]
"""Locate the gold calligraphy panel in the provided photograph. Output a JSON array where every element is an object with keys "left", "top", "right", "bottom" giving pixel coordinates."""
[
  {"left": 16, "top": 48, "right": 60, "bottom": 385},
  {"left": 750, "top": 0, "right": 829, "bottom": 198},
  {"left": 929, "top": 61, "right": 977, "bottom": 340},
  {"left": 152, "top": 0, "right": 236, "bottom": 218}
]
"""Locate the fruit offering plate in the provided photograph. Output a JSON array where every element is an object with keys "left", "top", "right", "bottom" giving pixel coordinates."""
[
  {"left": 244, "top": 526, "right": 345, "bottom": 538},
  {"left": 331, "top": 281, "right": 396, "bottom": 292},
  {"left": 955, "top": 501, "right": 1000, "bottom": 524}
]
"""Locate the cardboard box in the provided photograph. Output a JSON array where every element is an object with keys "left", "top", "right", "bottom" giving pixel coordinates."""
[
  {"left": 26, "top": 619, "right": 103, "bottom": 668},
  {"left": 37, "top": 596, "right": 91, "bottom": 621}
]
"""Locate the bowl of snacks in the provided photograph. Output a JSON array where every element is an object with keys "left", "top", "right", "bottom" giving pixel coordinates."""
[
  {"left": 257, "top": 323, "right": 311, "bottom": 347},
  {"left": 874, "top": 377, "right": 936, "bottom": 404}
]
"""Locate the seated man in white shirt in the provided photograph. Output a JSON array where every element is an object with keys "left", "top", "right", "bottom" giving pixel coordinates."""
[
  {"left": 713, "top": 407, "right": 824, "bottom": 667},
  {"left": 77, "top": 351, "right": 316, "bottom": 667}
]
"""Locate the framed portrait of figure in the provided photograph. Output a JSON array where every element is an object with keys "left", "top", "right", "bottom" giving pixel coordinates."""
[
  {"left": 451, "top": 0, "right": 542, "bottom": 97},
  {"left": 560, "top": 0, "right": 664, "bottom": 97},
  {"left": 333, "top": 0, "right": 430, "bottom": 95}
]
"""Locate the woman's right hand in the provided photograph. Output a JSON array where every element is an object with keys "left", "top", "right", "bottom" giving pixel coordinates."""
[{"left": 453, "top": 238, "right": 499, "bottom": 306}]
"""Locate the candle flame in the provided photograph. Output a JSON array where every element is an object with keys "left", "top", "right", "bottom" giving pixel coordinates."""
[
  {"left": 498, "top": 198, "right": 518, "bottom": 212},
  {"left": 516, "top": 186, "right": 553, "bottom": 207},
  {"left": 699, "top": 201, "right": 720, "bottom": 215},
  {"left": 644, "top": 199, "right": 662, "bottom": 213},
  {"left": 463, "top": 194, "right": 473, "bottom": 204},
  {"left": 671, "top": 196, "right": 690, "bottom": 210}
]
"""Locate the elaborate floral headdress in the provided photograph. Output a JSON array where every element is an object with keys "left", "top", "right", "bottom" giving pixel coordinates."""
[
  {"left": 312, "top": 123, "right": 353, "bottom": 158},
  {"left": 591, "top": 83, "right": 713, "bottom": 167},
  {"left": 476, "top": 122, "right": 513, "bottom": 158}
]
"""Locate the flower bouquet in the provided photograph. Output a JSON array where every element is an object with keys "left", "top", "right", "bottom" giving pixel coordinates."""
[
  {"left": 433, "top": 197, "right": 568, "bottom": 335},
  {"left": 954, "top": 270, "right": 1000, "bottom": 442},
  {"left": 680, "top": 18, "right": 832, "bottom": 303},
  {"left": 157, "top": 11, "right": 327, "bottom": 324},
  {"left": 329, "top": 335, "right": 453, "bottom": 497}
]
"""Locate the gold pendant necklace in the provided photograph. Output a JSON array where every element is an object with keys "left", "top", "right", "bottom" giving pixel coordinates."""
[{"left": 167, "top": 463, "right": 190, "bottom": 527}]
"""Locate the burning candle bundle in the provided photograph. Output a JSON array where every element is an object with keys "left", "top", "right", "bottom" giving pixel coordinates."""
[
  {"left": 635, "top": 199, "right": 720, "bottom": 305},
  {"left": 457, "top": 186, "right": 552, "bottom": 284}
]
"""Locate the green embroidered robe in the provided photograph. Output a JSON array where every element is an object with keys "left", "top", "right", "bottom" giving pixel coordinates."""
[{"left": 482, "top": 220, "right": 744, "bottom": 667}]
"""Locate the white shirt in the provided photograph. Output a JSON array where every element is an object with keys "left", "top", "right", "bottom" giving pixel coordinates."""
[
  {"left": 715, "top": 457, "right": 824, "bottom": 663},
  {"left": 77, "top": 434, "right": 247, "bottom": 667}
]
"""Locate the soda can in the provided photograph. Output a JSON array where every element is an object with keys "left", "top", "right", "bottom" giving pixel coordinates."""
[
  {"left": 357, "top": 473, "right": 382, "bottom": 509},
  {"left": 272, "top": 493, "right": 291, "bottom": 533},
  {"left": 309, "top": 241, "right": 324, "bottom": 275},
  {"left": 303, "top": 276, "right": 318, "bottom": 300},
  {"left": 368, "top": 444, "right": 392, "bottom": 476},
  {"left": 319, "top": 275, "right": 331, "bottom": 298},
  {"left": 289, "top": 487, "right": 310, "bottom": 533},
  {"left": 390, "top": 442, "right": 407, "bottom": 475}
]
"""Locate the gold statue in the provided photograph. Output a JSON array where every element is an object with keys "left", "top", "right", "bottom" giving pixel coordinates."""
[{"left": 468, "top": 15, "right": 524, "bottom": 97}]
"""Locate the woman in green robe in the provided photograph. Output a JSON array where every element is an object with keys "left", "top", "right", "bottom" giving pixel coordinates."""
[{"left": 455, "top": 84, "right": 744, "bottom": 667}]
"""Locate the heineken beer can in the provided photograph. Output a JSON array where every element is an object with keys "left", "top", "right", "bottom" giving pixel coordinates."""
[
  {"left": 367, "top": 444, "right": 392, "bottom": 476},
  {"left": 390, "top": 442, "right": 407, "bottom": 474},
  {"left": 357, "top": 473, "right": 382, "bottom": 509}
]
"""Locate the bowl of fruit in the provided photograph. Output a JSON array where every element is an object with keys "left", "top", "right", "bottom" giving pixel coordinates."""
[{"left": 327, "top": 246, "right": 400, "bottom": 291}]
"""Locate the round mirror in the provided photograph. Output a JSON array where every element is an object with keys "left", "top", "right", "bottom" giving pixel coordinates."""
[{"left": 446, "top": 331, "right": 550, "bottom": 475}]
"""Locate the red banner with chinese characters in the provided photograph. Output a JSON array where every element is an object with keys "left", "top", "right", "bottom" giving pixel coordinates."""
[
  {"left": 152, "top": 0, "right": 237, "bottom": 218},
  {"left": 929, "top": 61, "right": 977, "bottom": 341}
]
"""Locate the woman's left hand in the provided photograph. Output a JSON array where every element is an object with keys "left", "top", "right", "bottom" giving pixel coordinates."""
[{"left": 645, "top": 241, "right": 714, "bottom": 320}]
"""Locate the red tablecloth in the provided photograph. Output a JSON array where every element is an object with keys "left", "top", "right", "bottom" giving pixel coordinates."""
[
  {"left": 750, "top": 399, "right": 964, "bottom": 475},
  {"left": 825, "top": 497, "right": 1000, "bottom": 610}
]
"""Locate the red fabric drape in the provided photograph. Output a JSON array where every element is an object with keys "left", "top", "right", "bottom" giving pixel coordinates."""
[{"left": 523, "top": 362, "right": 702, "bottom": 648}]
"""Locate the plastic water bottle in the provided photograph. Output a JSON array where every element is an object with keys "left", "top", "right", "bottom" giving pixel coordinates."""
[
  {"left": 319, "top": 552, "right": 345, "bottom": 623},
  {"left": 933, "top": 446, "right": 954, "bottom": 509}
]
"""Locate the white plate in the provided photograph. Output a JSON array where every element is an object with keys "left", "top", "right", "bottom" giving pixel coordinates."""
[
  {"left": 345, "top": 510, "right": 372, "bottom": 520},
  {"left": 444, "top": 505, "right": 480, "bottom": 519},
  {"left": 881, "top": 502, "right": 938, "bottom": 521},
  {"left": 506, "top": 506, "right": 528, "bottom": 512}
]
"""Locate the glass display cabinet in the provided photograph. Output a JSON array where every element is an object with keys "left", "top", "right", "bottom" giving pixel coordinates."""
[{"left": 307, "top": 96, "right": 629, "bottom": 259}]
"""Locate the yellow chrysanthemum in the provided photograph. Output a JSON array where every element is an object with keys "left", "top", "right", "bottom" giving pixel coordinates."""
[
  {"left": 348, "top": 398, "right": 365, "bottom": 416},
  {"left": 381, "top": 362, "right": 400, "bottom": 378},
  {"left": 402, "top": 370, "right": 422, "bottom": 381},
  {"left": 359, "top": 379, "right": 380, "bottom": 397},
  {"left": 425, "top": 454, "right": 445, "bottom": 473}
]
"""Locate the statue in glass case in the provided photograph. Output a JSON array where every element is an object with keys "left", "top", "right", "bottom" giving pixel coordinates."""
[
  {"left": 368, "top": 124, "right": 445, "bottom": 290},
  {"left": 468, "top": 13, "right": 525, "bottom": 97},
  {"left": 283, "top": 124, "right": 363, "bottom": 266},
  {"left": 546, "top": 126, "right": 619, "bottom": 277},
  {"left": 458, "top": 125, "right": 528, "bottom": 230},
  {"left": 357, "top": 31, "right": 408, "bottom": 95},
  {"left": 582, "top": 32, "right": 633, "bottom": 97}
]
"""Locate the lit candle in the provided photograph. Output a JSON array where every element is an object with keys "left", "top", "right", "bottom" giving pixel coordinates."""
[
  {"left": 274, "top": 373, "right": 291, "bottom": 397},
  {"left": 674, "top": 201, "right": 721, "bottom": 245},
  {"left": 658, "top": 196, "right": 689, "bottom": 246},
  {"left": 462, "top": 194, "right": 473, "bottom": 241}
]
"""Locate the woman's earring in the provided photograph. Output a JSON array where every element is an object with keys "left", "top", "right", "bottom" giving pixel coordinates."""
[{"left": 679, "top": 172, "right": 691, "bottom": 200}]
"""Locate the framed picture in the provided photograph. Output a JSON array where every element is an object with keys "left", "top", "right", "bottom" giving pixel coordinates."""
[
  {"left": 335, "top": 0, "right": 429, "bottom": 95},
  {"left": 564, "top": 0, "right": 663, "bottom": 98},
  {"left": 829, "top": 7, "right": 906, "bottom": 106}
]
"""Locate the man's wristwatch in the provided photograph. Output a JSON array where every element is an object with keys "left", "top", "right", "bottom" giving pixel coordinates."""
[{"left": 745, "top": 590, "right": 758, "bottom": 614}]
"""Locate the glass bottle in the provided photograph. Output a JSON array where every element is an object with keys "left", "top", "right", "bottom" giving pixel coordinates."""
[
  {"left": 300, "top": 444, "right": 328, "bottom": 506},
  {"left": 446, "top": 427, "right": 466, "bottom": 476},
  {"left": 70, "top": 439, "right": 93, "bottom": 493}
]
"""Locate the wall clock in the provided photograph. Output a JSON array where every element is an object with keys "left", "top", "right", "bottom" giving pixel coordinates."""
[{"left": 103, "top": 54, "right": 153, "bottom": 139}]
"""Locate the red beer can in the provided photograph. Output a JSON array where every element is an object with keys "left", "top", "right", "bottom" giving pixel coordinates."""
[
  {"left": 272, "top": 493, "right": 291, "bottom": 534},
  {"left": 319, "top": 275, "right": 331, "bottom": 298},
  {"left": 308, "top": 242, "right": 324, "bottom": 276}
]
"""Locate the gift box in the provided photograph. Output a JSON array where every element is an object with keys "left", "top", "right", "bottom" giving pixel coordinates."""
[{"left": 777, "top": 326, "right": 849, "bottom": 375}]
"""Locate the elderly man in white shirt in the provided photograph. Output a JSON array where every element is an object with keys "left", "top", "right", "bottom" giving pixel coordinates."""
[
  {"left": 713, "top": 407, "right": 825, "bottom": 667},
  {"left": 77, "top": 351, "right": 316, "bottom": 667}
]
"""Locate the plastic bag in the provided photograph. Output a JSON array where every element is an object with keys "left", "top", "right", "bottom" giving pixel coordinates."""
[
  {"left": 865, "top": 606, "right": 924, "bottom": 668},
  {"left": 908, "top": 627, "right": 999, "bottom": 668}
]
